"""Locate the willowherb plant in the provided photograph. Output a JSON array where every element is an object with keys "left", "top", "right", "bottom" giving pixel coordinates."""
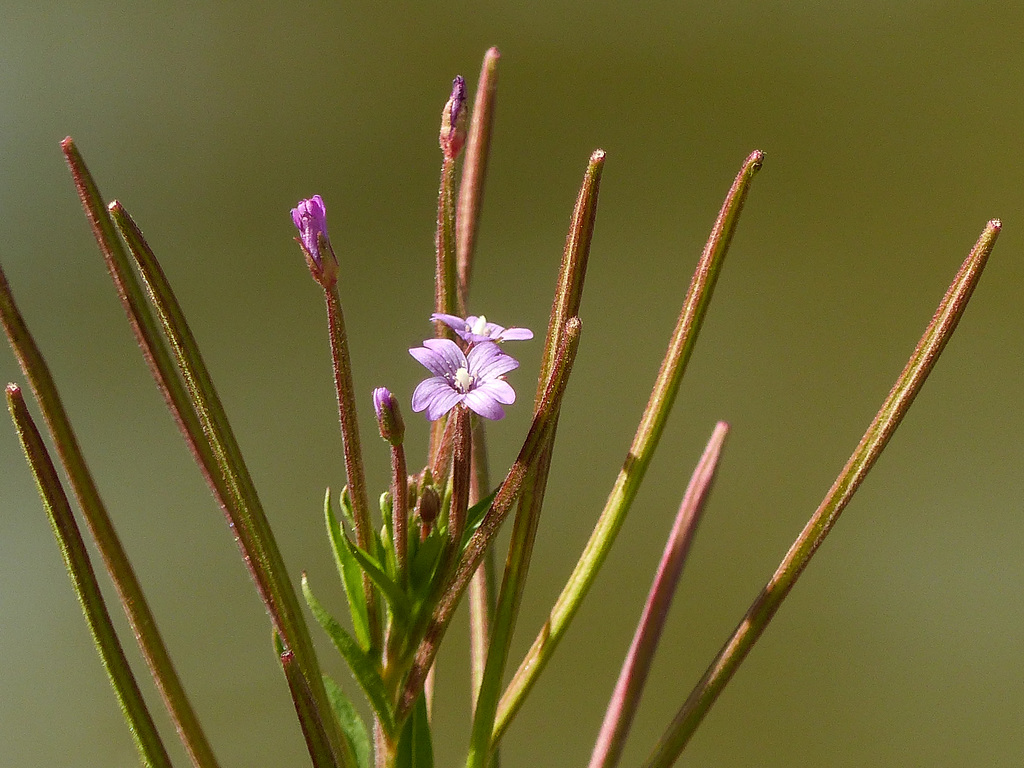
[{"left": 0, "top": 48, "right": 1000, "bottom": 768}]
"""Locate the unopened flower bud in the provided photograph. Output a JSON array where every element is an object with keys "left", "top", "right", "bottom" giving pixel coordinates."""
[
  {"left": 291, "top": 195, "right": 338, "bottom": 287},
  {"left": 439, "top": 75, "right": 468, "bottom": 160},
  {"left": 372, "top": 386, "right": 405, "bottom": 445},
  {"left": 416, "top": 484, "right": 441, "bottom": 529}
]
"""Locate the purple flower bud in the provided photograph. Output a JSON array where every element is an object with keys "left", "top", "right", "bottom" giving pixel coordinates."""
[
  {"left": 291, "top": 195, "right": 328, "bottom": 265},
  {"left": 372, "top": 386, "right": 405, "bottom": 445},
  {"left": 291, "top": 195, "right": 338, "bottom": 286},
  {"left": 439, "top": 75, "right": 468, "bottom": 160}
]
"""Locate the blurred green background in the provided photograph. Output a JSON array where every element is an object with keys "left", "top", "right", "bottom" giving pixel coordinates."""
[{"left": 2, "top": 3, "right": 1022, "bottom": 766}]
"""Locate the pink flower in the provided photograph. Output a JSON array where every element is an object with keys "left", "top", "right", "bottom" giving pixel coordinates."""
[{"left": 409, "top": 339, "right": 519, "bottom": 421}]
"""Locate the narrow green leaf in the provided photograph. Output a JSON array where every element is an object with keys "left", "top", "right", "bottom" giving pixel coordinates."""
[
  {"left": 395, "top": 693, "right": 434, "bottom": 768},
  {"left": 338, "top": 487, "right": 357, "bottom": 529},
  {"left": 302, "top": 574, "right": 396, "bottom": 736},
  {"left": 378, "top": 518, "right": 399, "bottom": 583},
  {"left": 409, "top": 533, "right": 444, "bottom": 599},
  {"left": 324, "top": 675, "right": 372, "bottom": 768},
  {"left": 461, "top": 488, "right": 499, "bottom": 549},
  {"left": 343, "top": 534, "right": 412, "bottom": 626},
  {"left": 379, "top": 491, "right": 394, "bottom": 538},
  {"left": 325, "top": 490, "right": 371, "bottom": 650}
]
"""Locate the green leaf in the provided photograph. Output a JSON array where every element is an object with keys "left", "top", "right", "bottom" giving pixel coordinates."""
[
  {"left": 323, "top": 675, "right": 372, "bottom": 768},
  {"left": 343, "top": 534, "right": 412, "bottom": 627},
  {"left": 325, "top": 490, "right": 371, "bottom": 650},
  {"left": 379, "top": 491, "right": 394, "bottom": 538},
  {"left": 409, "top": 533, "right": 443, "bottom": 601},
  {"left": 394, "top": 693, "right": 433, "bottom": 768},
  {"left": 378, "top": 520, "right": 398, "bottom": 583},
  {"left": 338, "top": 487, "right": 356, "bottom": 528},
  {"left": 302, "top": 574, "right": 396, "bottom": 736},
  {"left": 461, "top": 488, "right": 499, "bottom": 550}
]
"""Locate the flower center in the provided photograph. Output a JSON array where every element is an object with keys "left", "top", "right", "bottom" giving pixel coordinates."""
[
  {"left": 454, "top": 366, "right": 474, "bottom": 393},
  {"left": 470, "top": 316, "right": 488, "bottom": 337}
]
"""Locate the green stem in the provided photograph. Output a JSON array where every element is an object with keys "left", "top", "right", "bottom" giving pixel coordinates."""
[
  {"left": 493, "top": 151, "right": 764, "bottom": 743},
  {"left": 391, "top": 441, "right": 410, "bottom": 591},
  {"left": 324, "top": 283, "right": 381, "bottom": 651},
  {"left": 104, "top": 197, "right": 347, "bottom": 766},
  {"left": 641, "top": 219, "right": 1000, "bottom": 768},
  {"left": 459, "top": 49, "right": 503, "bottom": 713},
  {"left": 7, "top": 385, "right": 173, "bottom": 768},
  {"left": 467, "top": 148, "right": 606, "bottom": 766},
  {"left": 276, "top": 632, "right": 350, "bottom": 768},
  {"left": 0, "top": 260, "right": 220, "bottom": 768},
  {"left": 465, "top": 442, "right": 555, "bottom": 768},
  {"left": 539, "top": 150, "right": 605, "bottom": 383},
  {"left": 468, "top": 419, "right": 495, "bottom": 708}
]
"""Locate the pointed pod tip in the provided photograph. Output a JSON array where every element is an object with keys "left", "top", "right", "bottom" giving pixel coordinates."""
[
  {"left": 60, "top": 136, "right": 74, "bottom": 150},
  {"left": 989, "top": 218, "right": 1002, "bottom": 231},
  {"left": 5, "top": 383, "right": 20, "bottom": 397},
  {"left": 591, "top": 149, "right": 607, "bottom": 163},
  {"left": 485, "top": 46, "right": 501, "bottom": 60}
]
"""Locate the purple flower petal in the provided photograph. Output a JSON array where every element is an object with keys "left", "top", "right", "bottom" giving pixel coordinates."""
[
  {"left": 463, "top": 390, "right": 506, "bottom": 420},
  {"left": 475, "top": 379, "right": 516, "bottom": 405},
  {"left": 430, "top": 313, "right": 533, "bottom": 345},
  {"left": 498, "top": 327, "right": 534, "bottom": 341},
  {"left": 421, "top": 338, "right": 466, "bottom": 373},
  {"left": 408, "top": 336, "right": 523, "bottom": 421},
  {"left": 469, "top": 342, "right": 519, "bottom": 379},
  {"left": 409, "top": 338, "right": 466, "bottom": 379}
]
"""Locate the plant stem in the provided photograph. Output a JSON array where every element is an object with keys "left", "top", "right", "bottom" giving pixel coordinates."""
[
  {"left": 466, "top": 148, "right": 606, "bottom": 767},
  {"left": 325, "top": 282, "right": 381, "bottom": 651},
  {"left": 7, "top": 385, "right": 173, "bottom": 768},
  {"left": 493, "top": 150, "right": 764, "bottom": 743},
  {"left": 468, "top": 419, "right": 496, "bottom": 709},
  {"left": 457, "top": 46, "right": 501, "bottom": 306},
  {"left": 641, "top": 219, "right": 1000, "bottom": 768},
  {"left": 0, "top": 261, "right": 221, "bottom": 768},
  {"left": 104, "top": 195, "right": 348, "bottom": 765},
  {"left": 588, "top": 422, "right": 728, "bottom": 768}
]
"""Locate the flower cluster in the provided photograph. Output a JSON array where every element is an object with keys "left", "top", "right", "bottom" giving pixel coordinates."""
[
  {"left": 290, "top": 199, "right": 533, "bottom": 423},
  {"left": 409, "top": 314, "right": 533, "bottom": 421}
]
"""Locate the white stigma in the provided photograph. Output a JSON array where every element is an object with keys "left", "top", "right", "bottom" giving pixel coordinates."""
[
  {"left": 454, "top": 367, "right": 474, "bottom": 393},
  {"left": 470, "top": 315, "right": 488, "bottom": 336}
]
